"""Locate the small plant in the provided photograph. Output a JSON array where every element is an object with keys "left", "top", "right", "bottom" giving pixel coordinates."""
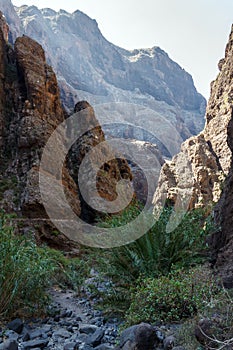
[{"left": 125, "top": 266, "right": 220, "bottom": 326}]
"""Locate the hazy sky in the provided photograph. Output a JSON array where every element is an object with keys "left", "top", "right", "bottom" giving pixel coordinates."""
[{"left": 12, "top": 0, "right": 233, "bottom": 99}]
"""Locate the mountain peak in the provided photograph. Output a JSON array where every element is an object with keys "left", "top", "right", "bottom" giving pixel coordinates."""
[{"left": 2, "top": 0, "right": 206, "bottom": 157}]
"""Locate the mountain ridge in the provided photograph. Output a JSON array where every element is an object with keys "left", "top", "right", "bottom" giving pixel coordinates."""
[{"left": 0, "top": 0, "right": 206, "bottom": 157}]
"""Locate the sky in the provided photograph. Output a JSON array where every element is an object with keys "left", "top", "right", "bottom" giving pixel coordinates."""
[{"left": 12, "top": 0, "right": 233, "bottom": 99}]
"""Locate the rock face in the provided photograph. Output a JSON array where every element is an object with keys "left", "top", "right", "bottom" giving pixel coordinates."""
[
  {"left": 153, "top": 24, "right": 233, "bottom": 287},
  {"left": 67, "top": 101, "right": 133, "bottom": 222},
  {"left": 0, "top": 1, "right": 206, "bottom": 157},
  {"left": 0, "top": 15, "right": 81, "bottom": 247},
  {"left": 0, "top": 14, "right": 133, "bottom": 248},
  {"left": 124, "top": 140, "right": 164, "bottom": 204},
  {"left": 208, "top": 26, "right": 233, "bottom": 287},
  {"left": 153, "top": 25, "right": 233, "bottom": 212}
]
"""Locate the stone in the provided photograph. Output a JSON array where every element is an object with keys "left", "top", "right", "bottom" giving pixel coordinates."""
[
  {"left": 0, "top": 340, "right": 18, "bottom": 350},
  {"left": 163, "top": 335, "right": 175, "bottom": 350},
  {"left": 116, "top": 323, "right": 159, "bottom": 350},
  {"left": 20, "top": 339, "right": 49, "bottom": 349},
  {"left": 29, "top": 330, "right": 43, "bottom": 340},
  {"left": 79, "top": 325, "right": 98, "bottom": 335},
  {"left": 53, "top": 329, "right": 71, "bottom": 339},
  {"left": 79, "top": 345, "right": 93, "bottom": 350},
  {"left": 94, "top": 345, "right": 113, "bottom": 350},
  {"left": 194, "top": 318, "right": 215, "bottom": 347},
  {"left": 4, "top": 331, "right": 18, "bottom": 341},
  {"left": 86, "top": 328, "right": 105, "bottom": 347},
  {"left": 7, "top": 319, "right": 24, "bottom": 335},
  {"left": 63, "top": 343, "right": 79, "bottom": 350},
  {"left": 21, "top": 333, "right": 30, "bottom": 342}
]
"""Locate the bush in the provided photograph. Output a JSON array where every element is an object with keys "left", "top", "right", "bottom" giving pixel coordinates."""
[
  {"left": 125, "top": 266, "right": 220, "bottom": 325},
  {"left": 0, "top": 213, "right": 90, "bottom": 317},
  {"left": 92, "top": 203, "right": 214, "bottom": 317},
  {"left": 97, "top": 203, "right": 212, "bottom": 281},
  {"left": 0, "top": 213, "right": 57, "bottom": 316}
]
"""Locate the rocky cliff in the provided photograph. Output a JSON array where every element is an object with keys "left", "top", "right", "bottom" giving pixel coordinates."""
[
  {"left": 0, "top": 13, "right": 133, "bottom": 248},
  {"left": 153, "top": 24, "right": 233, "bottom": 286},
  {"left": 210, "top": 25, "right": 233, "bottom": 288},
  {"left": 0, "top": 0, "right": 206, "bottom": 157},
  {"left": 153, "top": 25, "right": 233, "bottom": 211}
]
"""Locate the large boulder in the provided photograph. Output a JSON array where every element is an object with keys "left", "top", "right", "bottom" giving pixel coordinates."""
[{"left": 115, "top": 323, "right": 160, "bottom": 350}]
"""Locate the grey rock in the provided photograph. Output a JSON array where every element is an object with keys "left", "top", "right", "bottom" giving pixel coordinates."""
[
  {"left": 77, "top": 334, "right": 88, "bottom": 343},
  {"left": 4, "top": 331, "right": 18, "bottom": 341},
  {"left": 0, "top": 339, "right": 18, "bottom": 350},
  {"left": 7, "top": 319, "right": 24, "bottom": 335},
  {"left": 163, "top": 335, "right": 175, "bottom": 350},
  {"left": 20, "top": 339, "right": 49, "bottom": 349},
  {"left": 172, "top": 347, "right": 186, "bottom": 350},
  {"left": 29, "top": 330, "right": 43, "bottom": 340},
  {"left": 94, "top": 345, "right": 113, "bottom": 350},
  {"left": 117, "top": 323, "right": 159, "bottom": 350},
  {"left": 79, "top": 345, "right": 93, "bottom": 350},
  {"left": 54, "top": 315, "right": 60, "bottom": 322},
  {"left": 86, "top": 328, "right": 105, "bottom": 347},
  {"left": 79, "top": 325, "right": 98, "bottom": 335},
  {"left": 63, "top": 343, "right": 79, "bottom": 350},
  {"left": 53, "top": 329, "right": 71, "bottom": 339},
  {"left": 21, "top": 333, "right": 30, "bottom": 342}
]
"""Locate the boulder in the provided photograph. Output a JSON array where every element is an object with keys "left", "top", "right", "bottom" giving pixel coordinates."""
[{"left": 116, "top": 323, "right": 159, "bottom": 350}]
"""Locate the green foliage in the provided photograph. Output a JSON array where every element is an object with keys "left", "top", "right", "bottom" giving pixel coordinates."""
[
  {"left": 93, "top": 202, "right": 214, "bottom": 317},
  {"left": 97, "top": 203, "right": 212, "bottom": 281},
  {"left": 0, "top": 176, "right": 18, "bottom": 200},
  {"left": 46, "top": 248, "right": 90, "bottom": 290},
  {"left": 98, "top": 200, "right": 143, "bottom": 227},
  {"left": 0, "top": 213, "right": 90, "bottom": 317},
  {"left": 125, "top": 266, "right": 220, "bottom": 325},
  {"left": 0, "top": 213, "right": 56, "bottom": 316},
  {"left": 178, "top": 287, "right": 233, "bottom": 349}
]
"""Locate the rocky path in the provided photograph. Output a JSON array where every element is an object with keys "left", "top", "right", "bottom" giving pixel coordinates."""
[{"left": 0, "top": 288, "right": 118, "bottom": 350}]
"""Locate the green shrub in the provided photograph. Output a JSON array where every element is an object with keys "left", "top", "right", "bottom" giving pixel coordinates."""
[
  {"left": 92, "top": 203, "right": 214, "bottom": 317},
  {"left": 0, "top": 213, "right": 90, "bottom": 317},
  {"left": 125, "top": 266, "right": 220, "bottom": 325},
  {"left": 97, "top": 204, "right": 212, "bottom": 281},
  {"left": 0, "top": 213, "right": 57, "bottom": 316}
]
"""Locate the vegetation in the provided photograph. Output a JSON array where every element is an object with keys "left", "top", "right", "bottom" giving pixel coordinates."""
[
  {"left": 98, "top": 204, "right": 211, "bottom": 280},
  {"left": 92, "top": 201, "right": 214, "bottom": 316},
  {"left": 0, "top": 212, "right": 90, "bottom": 318},
  {"left": 125, "top": 266, "right": 220, "bottom": 325},
  {"left": 177, "top": 287, "right": 233, "bottom": 349},
  {"left": 1, "top": 198, "right": 230, "bottom": 350}
]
